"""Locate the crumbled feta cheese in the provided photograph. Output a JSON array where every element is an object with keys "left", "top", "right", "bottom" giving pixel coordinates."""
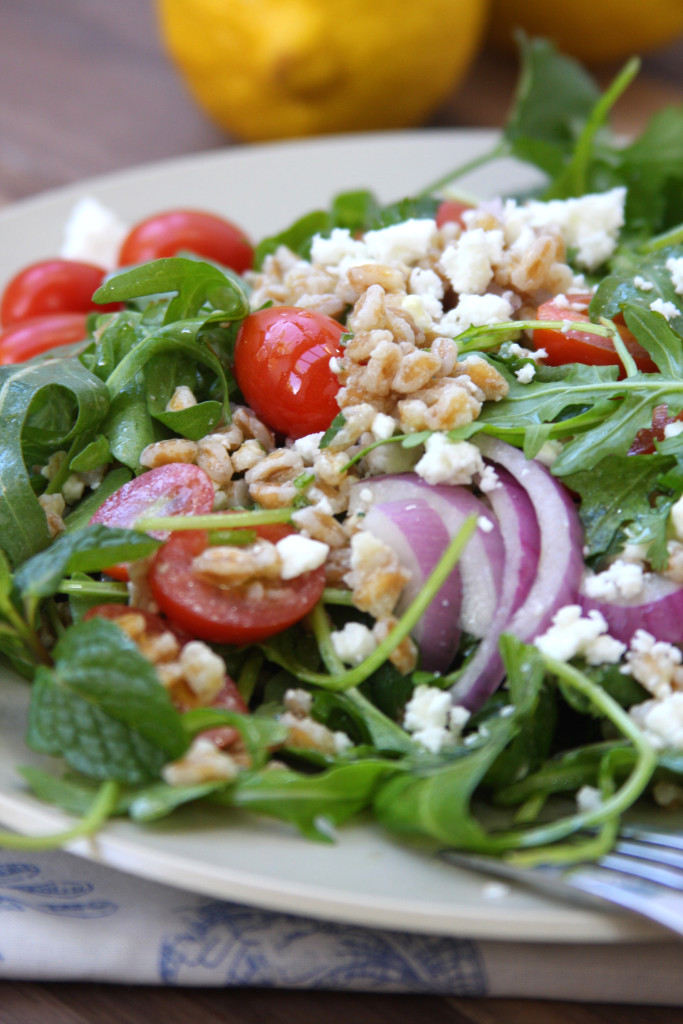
[
  {"left": 534, "top": 605, "right": 626, "bottom": 665},
  {"left": 439, "top": 228, "right": 505, "bottom": 295},
  {"left": 623, "top": 629, "right": 683, "bottom": 699},
  {"left": 666, "top": 256, "right": 683, "bottom": 295},
  {"left": 364, "top": 218, "right": 437, "bottom": 265},
  {"left": 310, "top": 227, "right": 369, "bottom": 267},
  {"left": 478, "top": 515, "right": 494, "bottom": 533},
  {"left": 292, "top": 432, "right": 324, "bottom": 464},
  {"left": 633, "top": 275, "right": 654, "bottom": 292},
  {"left": 501, "top": 188, "right": 626, "bottom": 270},
  {"left": 370, "top": 412, "right": 397, "bottom": 441},
  {"left": 400, "top": 294, "right": 437, "bottom": 331},
  {"left": 650, "top": 298, "right": 679, "bottom": 321},
  {"left": 414, "top": 434, "right": 484, "bottom": 486},
  {"left": 582, "top": 560, "right": 646, "bottom": 602},
  {"left": 60, "top": 196, "right": 128, "bottom": 270},
  {"left": 403, "top": 684, "right": 469, "bottom": 753},
  {"left": 330, "top": 621, "right": 378, "bottom": 666},
  {"left": 440, "top": 292, "right": 515, "bottom": 336},
  {"left": 477, "top": 463, "right": 500, "bottom": 493},
  {"left": 275, "top": 534, "right": 329, "bottom": 579},
  {"left": 507, "top": 342, "right": 544, "bottom": 361},
  {"left": 665, "top": 421, "right": 683, "bottom": 439},
  {"left": 409, "top": 266, "right": 444, "bottom": 299},
  {"left": 514, "top": 363, "right": 536, "bottom": 384},
  {"left": 629, "top": 692, "right": 683, "bottom": 751},
  {"left": 576, "top": 784, "right": 603, "bottom": 813}
]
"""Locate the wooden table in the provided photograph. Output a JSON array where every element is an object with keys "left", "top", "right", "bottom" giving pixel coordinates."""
[{"left": 1, "top": 3, "right": 683, "bottom": 1021}]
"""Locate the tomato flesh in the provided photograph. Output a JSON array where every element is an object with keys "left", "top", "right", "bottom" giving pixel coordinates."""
[
  {"left": 149, "top": 525, "right": 326, "bottom": 645},
  {"left": 0, "top": 312, "right": 90, "bottom": 365},
  {"left": 0, "top": 258, "right": 121, "bottom": 327},
  {"left": 89, "top": 463, "right": 215, "bottom": 580},
  {"left": 118, "top": 209, "right": 254, "bottom": 273},
  {"left": 234, "top": 306, "right": 345, "bottom": 438},
  {"left": 534, "top": 295, "right": 657, "bottom": 373},
  {"left": 435, "top": 199, "right": 473, "bottom": 229},
  {"left": 628, "top": 404, "right": 683, "bottom": 455}
]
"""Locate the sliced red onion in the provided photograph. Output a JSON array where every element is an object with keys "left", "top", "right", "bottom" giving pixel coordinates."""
[
  {"left": 350, "top": 475, "right": 505, "bottom": 657},
  {"left": 581, "top": 572, "right": 683, "bottom": 646},
  {"left": 361, "top": 499, "right": 462, "bottom": 671},
  {"left": 448, "top": 466, "right": 542, "bottom": 708},
  {"left": 472, "top": 436, "right": 584, "bottom": 638}
]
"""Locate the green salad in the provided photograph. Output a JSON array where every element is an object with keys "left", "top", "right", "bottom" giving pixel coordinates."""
[{"left": 2, "top": 39, "right": 683, "bottom": 866}]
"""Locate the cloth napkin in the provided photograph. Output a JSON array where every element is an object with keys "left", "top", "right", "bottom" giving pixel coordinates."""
[{"left": 1, "top": 849, "right": 682, "bottom": 1003}]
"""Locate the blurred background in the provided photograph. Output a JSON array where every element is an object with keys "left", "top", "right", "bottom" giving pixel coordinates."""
[{"left": 0, "top": 0, "right": 682, "bottom": 205}]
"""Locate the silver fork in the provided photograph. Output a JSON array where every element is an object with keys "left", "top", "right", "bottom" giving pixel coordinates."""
[{"left": 442, "top": 824, "right": 683, "bottom": 938}]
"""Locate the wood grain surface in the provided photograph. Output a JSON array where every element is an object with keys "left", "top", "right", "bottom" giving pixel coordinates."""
[{"left": 1, "top": 2, "right": 683, "bottom": 1021}]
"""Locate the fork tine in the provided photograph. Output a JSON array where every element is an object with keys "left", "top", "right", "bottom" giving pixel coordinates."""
[
  {"left": 614, "top": 838, "right": 683, "bottom": 871},
  {"left": 567, "top": 865, "right": 683, "bottom": 937},
  {"left": 598, "top": 851, "right": 683, "bottom": 890},
  {"left": 620, "top": 824, "right": 683, "bottom": 851}
]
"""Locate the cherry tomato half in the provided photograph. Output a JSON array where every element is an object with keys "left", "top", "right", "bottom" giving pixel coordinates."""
[
  {"left": 435, "top": 199, "right": 473, "bottom": 230},
  {"left": 0, "top": 258, "right": 122, "bottom": 327},
  {"left": 0, "top": 312, "right": 90, "bottom": 365},
  {"left": 628, "top": 404, "right": 683, "bottom": 455},
  {"left": 234, "top": 306, "right": 345, "bottom": 438},
  {"left": 149, "top": 525, "right": 326, "bottom": 645},
  {"left": 118, "top": 209, "right": 254, "bottom": 273},
  {"left": 533, "top": 295, "right": 657, "bottom": 374},
  {"left": 89, "top": 463, "right": 215, "bottom": 580}
]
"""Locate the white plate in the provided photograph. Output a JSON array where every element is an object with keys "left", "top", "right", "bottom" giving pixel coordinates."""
[{"left": 0, "top": 131, "right": 668, "bottom": 944}]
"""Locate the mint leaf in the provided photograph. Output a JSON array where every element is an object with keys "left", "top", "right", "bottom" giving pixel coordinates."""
[
  {"left": 27, "top": 618, "right": 187, "bottom": 784},
  {"left": 13, "top": 524, "right": 160, "bottom": 602}
]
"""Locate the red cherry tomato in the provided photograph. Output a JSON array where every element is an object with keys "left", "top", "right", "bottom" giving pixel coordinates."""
[
  {"left": 149, "top": 525, "right": 326, "bottom": 645},
  {"left": 89, "top": 463, "right": 215, "bottom": 581},
  {"left": 118, "top": 209, "right": 254, "bottom": 273},
  {"left": 533, "top": 294, "right": 657, "bottom": 373},
  {"left": 436, "top": 199, "right": 473, "bottom": 229},
  {"left": 0, "top": 312, "right": 89, "bottom": 365},
  {"left": 0, "top": 258, "right": 121, "bottom": 327},
  {"left": 234, "top": 306, "right": 345, "bottom": 438}
]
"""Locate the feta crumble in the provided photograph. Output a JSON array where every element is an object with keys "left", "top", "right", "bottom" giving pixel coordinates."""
[
  {"left": 275, "top": 534, "right": 329, "bottom": 579},
  {"left": 403, "top": 684, "right": 470, "bottom": 753},
  {"left": 650, "top": 298, "right": 679, "bottom": 321},
  {"left": 330, "top": 621, "right": 378, "bottom": 666},
  {"left": 666, "top": 256, "right": 683, "bottom": 295},
  {"left": 534, "top": 605, "right": 626, "bottom": 665},
  {"left": 414, "top": 434, "right": 484, "bottom": 486},
  {"left": 514, "top": 363, "right": 536, "bottom": 384},
  {"left": 582, "top": 560, "right": 646, "bottom": 602}
]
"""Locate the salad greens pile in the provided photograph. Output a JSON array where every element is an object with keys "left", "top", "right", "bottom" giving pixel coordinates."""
[{"left": 2, "top": 37, "right": 683, "bottom": 863}]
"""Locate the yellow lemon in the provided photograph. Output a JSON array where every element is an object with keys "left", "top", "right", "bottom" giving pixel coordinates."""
[
  {"left": 487, "top": 0, "right": 683, "bottom": 64},
  {"left": 155, "top": 0, "right": 489, "bottom": 141}
]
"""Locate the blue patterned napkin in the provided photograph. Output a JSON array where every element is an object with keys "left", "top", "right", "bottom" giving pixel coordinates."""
[{"left": 1, "top": 848, "right": 682, "bottom": 1003}]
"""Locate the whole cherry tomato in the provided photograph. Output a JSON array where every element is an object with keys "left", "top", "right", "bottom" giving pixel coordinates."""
[
  {"left": 0, "top": 259, "right": 121, "bottom": 327},
  {"left": 233, "top": 306, "right": 345, "bottom": 438},
  {"left": 118, "top": 209, "right": 254, "bottom": 273},
  {"left": 149, "top": 525, "right": 326, "bottom": 645},
  {"left": 89, "top": 463, "right": 215, "bottom": 580},
  {"left": 0, "top": 312, "right": 90, "bottom": 365},
  {"left": 533, "top": 294, "right": 657, "bottom": 374}
]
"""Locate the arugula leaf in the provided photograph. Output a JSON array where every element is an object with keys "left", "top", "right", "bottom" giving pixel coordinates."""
[
  {"left": 563, "top": 454, "right": 674, "bottom": 561},
  {"left": 94, "top": 257, "right": 249, "bottom": 324},
  {"left": 0, "top": 358, "right": 110, "bottom": 567},
  {"left": 223, "top": 760, "right": 398, "bottom": 841},
  {"left": 27, "top": 618, "right": 187, "bottom": 784}
]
